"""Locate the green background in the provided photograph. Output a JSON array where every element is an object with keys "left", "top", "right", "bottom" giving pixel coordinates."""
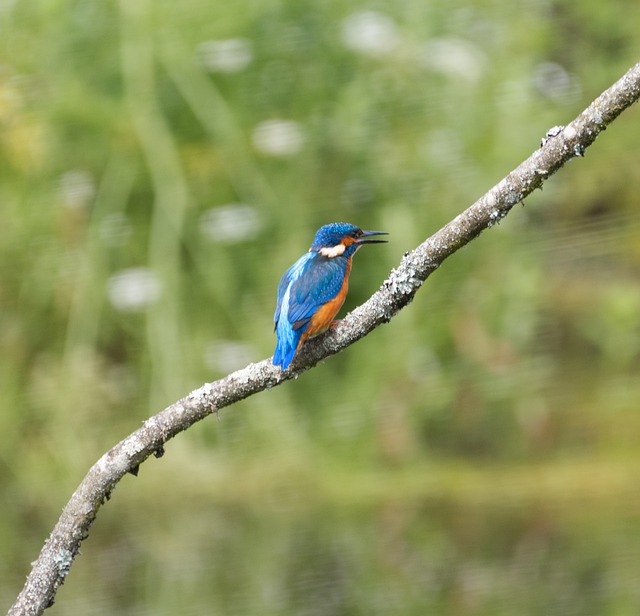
[{"left": 2, "top": 0, "right": 640, "bottom": 614}]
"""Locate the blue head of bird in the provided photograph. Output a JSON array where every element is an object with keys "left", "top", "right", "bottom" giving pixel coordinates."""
[{"left": 310, "top": 222, "right": 388, "bottom": 258}]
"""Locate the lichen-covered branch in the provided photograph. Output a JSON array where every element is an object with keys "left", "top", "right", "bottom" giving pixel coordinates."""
[{"left": 9, "top": 61, "right": 640, "bottom": 616}]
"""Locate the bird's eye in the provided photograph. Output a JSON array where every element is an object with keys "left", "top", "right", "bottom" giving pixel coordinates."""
[{"left": 353, "top": 230, "right": 362, "bottom": 238}]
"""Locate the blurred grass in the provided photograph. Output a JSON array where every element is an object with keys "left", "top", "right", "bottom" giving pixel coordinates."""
[{"left": 2, "top": 0, "right": 640, "bottom": 614}]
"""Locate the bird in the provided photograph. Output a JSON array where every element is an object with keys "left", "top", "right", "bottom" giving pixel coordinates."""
[{"left": 273, "top": 222, "right": 388, "bottom": 370}]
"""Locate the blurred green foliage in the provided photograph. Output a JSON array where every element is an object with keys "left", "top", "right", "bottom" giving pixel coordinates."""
[{"left": 2, "top": 0, "right": 640, "bottom": 614}]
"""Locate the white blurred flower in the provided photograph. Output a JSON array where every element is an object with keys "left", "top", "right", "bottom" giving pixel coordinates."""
[
  {"left": 107, "top": 267, "right": 162, "bottom": 313},
  {"left": 341, "top": 11, "right": 399, "bottom": 58},
  {"left": 0, "top": 0, "right": 17, "bottom": 16},
  {"left": 99, "top": 213, "right": 133, "bottom": 247},
  {"left": 533, "top": 62, "right": 581, "bottom": 102},
  {"left": 252, "top": 119, "right": 304, "bottom": 156},
  {"left": 204, "top": 340, "right": 254, "bottom": 373},
  {"left": 423, "top": 37, "right": 486, "bottom": 82},
  {"left": 196, "top": 38, "right": 253, "bottom": 74},
  {"left": 199, "top": 204, "right": 262, "bottom": 244},
  {"left": 58, "top": 170, "right": 95, "bottom": 210}
]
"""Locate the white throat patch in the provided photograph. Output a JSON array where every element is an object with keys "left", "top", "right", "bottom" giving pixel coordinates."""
[{"left": 319, "top": 244, "right": 346, "bottom": 258}]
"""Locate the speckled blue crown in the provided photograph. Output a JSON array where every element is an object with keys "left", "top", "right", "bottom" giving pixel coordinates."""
[{"left": 311, "top": 222, "right": 361, "bottom": 249}]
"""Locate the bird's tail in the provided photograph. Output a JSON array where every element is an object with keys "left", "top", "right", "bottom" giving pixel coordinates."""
[{"left": 273, "top": 322, "right": 304, "bottom": 370}]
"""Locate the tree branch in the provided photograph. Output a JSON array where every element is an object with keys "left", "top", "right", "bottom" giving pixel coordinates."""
[{"left": 9, "top": 61, "right": 640, "bottom": 616}]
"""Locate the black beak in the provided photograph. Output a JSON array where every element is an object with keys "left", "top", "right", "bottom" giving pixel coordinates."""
[{"left": 357, "top": 230, "right": 389, "bottom": 245}]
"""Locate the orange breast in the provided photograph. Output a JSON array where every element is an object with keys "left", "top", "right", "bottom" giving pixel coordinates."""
[{"left": 299, "top": 259, "right": 352, "bottom": 346}]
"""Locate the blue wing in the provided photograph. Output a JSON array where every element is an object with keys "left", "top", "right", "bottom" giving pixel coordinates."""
[
  {"left": 273, "top": 253, "right": 348, "bottom": 369},
  {"left": 274, "top": 252, "right": 314, "bottom": 327},
  {"left": 287, "top": 255, "right": 348, "bottom": 330}
]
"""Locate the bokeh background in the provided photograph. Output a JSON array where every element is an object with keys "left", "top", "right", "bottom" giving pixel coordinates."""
[{"left": 3, "top": 0, "right": 640, "bottom": 614}]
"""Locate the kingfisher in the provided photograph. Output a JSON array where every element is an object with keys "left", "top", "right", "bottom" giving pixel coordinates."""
[{"left": 273, "top": 222, "right": 388, "bottom": 370}]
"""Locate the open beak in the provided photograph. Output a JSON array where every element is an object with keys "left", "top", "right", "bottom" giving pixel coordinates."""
[{"left": 357, "top": 230, "right": 389, "bottom": 245}]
